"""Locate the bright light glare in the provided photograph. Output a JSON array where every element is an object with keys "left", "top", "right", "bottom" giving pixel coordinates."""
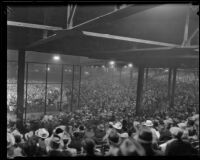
[
  {"left": 128, "top": 63, "right": 133, "bottom": 68},
  {"left": 109, "top": 61, "right": 115, "bottom": 65},
  {"left": 47, "top": 67, "right": 50, "bottom": 71},
  {"left": 102, "top": 65, "right": 105, "bottom": 68},
  {"left": 53, "top": 55, "right": 60, "bottom": 61},
  {"left": 124, "top": 65, "right": 127, "bottom": 68}
]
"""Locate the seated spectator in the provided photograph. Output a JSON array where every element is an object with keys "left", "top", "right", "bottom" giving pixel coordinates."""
[
  {"left": 135, "top": 128, "right": 164, "bottom": 156},
  {"left": 81, "top": 138, "right": 102, "bottom": 156},
  {"left": 118, "top": 138, "right": 145, "bottom": 156},
  {"left": 47, "top": 134, "right": 65, "bottom": 156},
  {"left": 165, "top": 127, "right": 198, "bottom": 156},
  {"left": 93, "top": 124, "right": 106, "bottom": 145},
  {"left": 7, "top": 133, "right": 16, "bottom": 159},
  {"left": 105, "top": 129, "right": 121, "bottom": 156}
]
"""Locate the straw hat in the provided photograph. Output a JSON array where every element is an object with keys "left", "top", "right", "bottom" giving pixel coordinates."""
[
  {"left": 7, "top": 133, "right": 15, "bottom": 148},
  {"left": 120, "top": 132, "right": 129, "bottom": 138},
  {"left": 144, "top": 120, "right": 153, "bottom": 127},
  {"left": 113, "top": 122, "right": 122, "bottom": 130},
  {"left": 24, "top": 131, "right": 34, "bottom": 140},
  {"left": 35, "top": 128, "right": 49, "bottom": 139}
]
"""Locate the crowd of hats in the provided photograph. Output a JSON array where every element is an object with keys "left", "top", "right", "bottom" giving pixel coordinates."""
[{"left": 7, "top": 112, "right": 199, "bottom": 157}]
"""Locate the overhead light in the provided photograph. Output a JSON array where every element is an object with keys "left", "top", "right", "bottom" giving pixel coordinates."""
[
  {"left": 128, "top": 63, "right": 133, "bottom": 68},
  {"left": 53, "top": 55, "right": 60, "bottom": 61},
  {"left": 109, "top": 61, "right": 115, "bottom": 65},
  {"left": 194, "top": 48, "right": 199, "bottom": 52},
  {"left": 47, "top": 67, "right": 50, "bottom": 71},
  {"left": 124, "top": 65, "right": 127, "bottom": 68},
  {"left": 102, "top": 65, "right": 105, "bottom": 68}
]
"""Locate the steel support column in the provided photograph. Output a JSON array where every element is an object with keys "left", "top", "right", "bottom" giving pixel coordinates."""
[
  {"left": 170, "top": 68, "right": 177, "bottom": 108},
  {"left": 60, "top": 64, "right": 64, "bottom": 112},
  {"left": 119, "top": 67, "right": 122, "bottom": 83},
  {"left": 130, "top": 67, "right": 133, "bottom": 86},
  {"left": 77, "top": 65, "right": 82, "bottom": 109},
  {"left": 168, "top": 68, "right": 172, "bottom": 101},
  {"left": 44, "top": 64, "right": 48, "bottom": 115},
  {"left": 136, "top": 66, "right": 145, "bottom": 115},
  {"left": 16, "top": 50, "right": 25, "bottom": 131},
  {"left": 145, "top": 68, "right": 149, "bottom": 90},
  {"left": 24, "top": 63, "right": 29, "bottom": 122},
  {"left": 70, "top": 65, "right": 75, "bottom": 112}
]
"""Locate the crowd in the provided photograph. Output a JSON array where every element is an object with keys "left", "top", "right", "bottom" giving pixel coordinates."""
[
  {"left": 7, "top": 69, "right": 199, "bottom": 157},
  {"left": 7, "top": 111, "right": 199, "bottom": 157}
]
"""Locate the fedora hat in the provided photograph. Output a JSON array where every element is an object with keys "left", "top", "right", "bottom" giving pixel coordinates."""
[
  {"left": 35, "top": 128, "right": 49, "bottom": 139},
  {"left": 135, "top": 128, "right": 153, "bottom": 144},
  {"left": 97, "top": 124, "right": 105, "bottom": 131},
  {"left": 48, "top": 135, "right": 63, "bottom": 150},
  {"left": 144, "top": 120, "right": 153, "bottom": 127},
  {"left": 7, "top": 133, "right": 15, "bottom": 148},
  {"left": 108, "top": 130, "right": 122, "bottom": 146},
  {"left": 113, "top": 122, "right": 122, "bottom": 130}
]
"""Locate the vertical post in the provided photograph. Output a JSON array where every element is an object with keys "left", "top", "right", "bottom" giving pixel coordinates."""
[
  {"left": 44, "top": 64, "right": 48, "bottom": 115},
  {"left": 60, "top": 64, "right": 64, "bottom": 112},
  {"left": 24, "top": 63, "right": 29, "bottom": 122},
  {"left": 168, "top": 68, "right": 172, "bottom": 106},
  {"left": 130, "top": 67, "right": 133, "bottom": 86},
  {"left": 170, "top": 67, "right": 177, "bottom": 108},
  {"left": 16, "top": 50, "right": 25, "bottom": 131},
  {"left": 145, "top": 68, "right": 149, "bottom": 90},
  {"left": 136, "top": 66, "right": 145, "bottom": 115},
  {"left": 71, "top": 65, "right": 75, "bottom": 112},
  {"left": 78, "top": 65, "right": 82, "bottom": 109},
  {"left": 119, "top": 67, "right": 122, "bottom": 83}
]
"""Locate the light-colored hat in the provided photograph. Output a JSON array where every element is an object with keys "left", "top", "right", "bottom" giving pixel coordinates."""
[
  {"left": 113, "top": 122, "right": 122, "bottom": 130},
  {"left": 7, "top": 133, "right": 15, "bottom": 148},
  {"left": 35, "top": 128, "right": 49, "bottom": 139},
  {"left": 24, "top": 131, "right": 34, "bottom": 140},
  {"left": 177, "top": 123, "right": 187, "bottom": 130},
  {"left": 12, "top": 129, "right": 23, "bottom": 139},
  {"left": 170, "top": 127, "right": 183, "bottom": 137},
  {"left": 109, "top": 122, "right": 114, "bottom": 126},
  {"left": 120, "top": 132, "right": 129, "bottom": 138},
  {"left": 133, "top": 121, "right": 140, "bottom": 127},
  {"left": 144, "top": 120, "right": 153, "bottom": 127}
]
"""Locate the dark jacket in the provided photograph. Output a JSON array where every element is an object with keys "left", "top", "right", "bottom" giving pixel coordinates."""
[{"left": 165, "top": 139, "right": 198, "bottom": 156}]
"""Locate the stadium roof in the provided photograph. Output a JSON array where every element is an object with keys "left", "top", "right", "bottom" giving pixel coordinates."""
[{"left": 7, "top": 4, "right": 199, "bottom": 68}]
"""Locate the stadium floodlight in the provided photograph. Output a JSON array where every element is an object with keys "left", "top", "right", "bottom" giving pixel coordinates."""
[
  {"left": 128, "top": 63, "right": 133, "bottom": 68},
  {"left": 109, "top": 61, "right": 115, "bottom": 65},
  {"left": 53, "top": 55, "right": 60, "bottom": 61}
]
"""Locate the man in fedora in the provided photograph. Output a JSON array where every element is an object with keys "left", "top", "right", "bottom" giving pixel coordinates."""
[{"left": 135, "top": 128, "right": 164, "bottom": 156}]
